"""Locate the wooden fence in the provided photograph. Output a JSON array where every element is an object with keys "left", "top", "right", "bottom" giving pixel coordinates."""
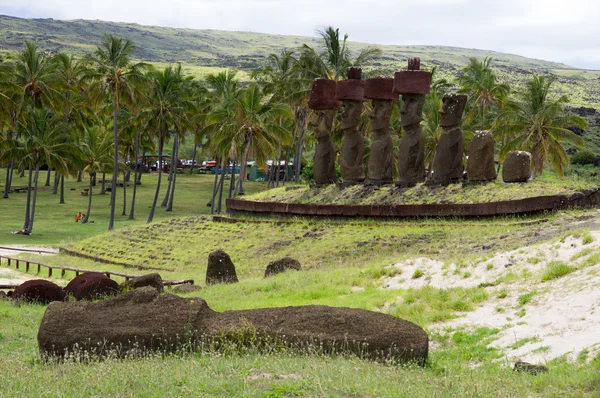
[{"left": 0, "top": 254, "right": 194, "bottom": 289}]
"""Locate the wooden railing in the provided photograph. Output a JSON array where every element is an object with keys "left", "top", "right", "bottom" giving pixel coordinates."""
[{"left": 0, "top": 254, "right": 194, "bottom": 288}]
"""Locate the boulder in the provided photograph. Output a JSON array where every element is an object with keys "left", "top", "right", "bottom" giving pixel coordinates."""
[
  {"left": 264, "top": 257, "right": 301, "bottom": 277},
  {"left": 466, "top": 130, "right": 497, "bottom": 182},
  {"left": 502, "top": 151, "right": 531, "bottom": 183},
  {"left": 513, "top": 361, "right": 549, "bottom": 375},
  {"left": 172, "top": 284, "right": 202, "bottom": 294},
  {"left": 12, "top": 279, "right": 65, "bottom": 304},
  {"left": 64, "top": 272, "right": 119, "bottom": 301},
  {"left": 206, "top": 249, "right": 239, "bottom": 285},
  {"left": 120, "top": 273, "right": 164, "bottom": 293},
  {"left": 38, "top": 287, "right": 429, "bottom": 364},
  {"left": 0, "top": 291, "right": 8, "bottom": 300}
]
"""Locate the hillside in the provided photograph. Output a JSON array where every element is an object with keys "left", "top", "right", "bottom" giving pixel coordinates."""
[{"left": 1, "top": 14, "right": 600, "bottom": 152}]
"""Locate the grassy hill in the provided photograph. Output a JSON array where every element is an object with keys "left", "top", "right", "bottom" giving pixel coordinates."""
[{"left": 1, "top": 14, "right": 600, "bottom": 152}]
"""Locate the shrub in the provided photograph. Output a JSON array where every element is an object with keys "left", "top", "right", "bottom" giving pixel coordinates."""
[
  {"left": 570, "top": 150, "right": 597, "bottom": 165},
  {"left": 412, "top": 269, "right": 424, "bottom": 279},
  {"left": 541, "top": 261, "right": 576, "bottom": 282}
]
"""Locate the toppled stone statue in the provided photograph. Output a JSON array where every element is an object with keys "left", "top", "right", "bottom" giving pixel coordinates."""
[
  {"left": 365, "top": 77, "right": 398, "bottom": 185},
  {"left": 264, "top": 257, "right": 301, "bottom": 277},
  {"left": 308, "top": 78, "right": 339, "bottom": 186},
  {"left": 206, "top": 249, "right": 238, "bottom": 285},
  {"left": 394, "top": 58, "right": 430, "bottom": 187},
  {"left": 432, "top": 94, "right": 468, "bottom": 185},
  {"left": 466, "top": 130, "right": 497, "bottom": 182},
  {"left": 38, "top": 287, "right": 429, "bottom": 364},
  {"left": 502, "top": 151, "right": 532, "bottom": 183},
  {"left": 120, "top": 273, "right": 164, "bottom": 293},
  {"left": 64, "top": 272, "right": 119, "bottom": 301},
  {"left": 12, "top": 279, "right": 65, "bottom": 304},
  {"left": 336, "top": 67, "right": 365, "bottom": 186}
]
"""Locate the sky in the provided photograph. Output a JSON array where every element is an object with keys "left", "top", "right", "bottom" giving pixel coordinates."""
[{"left": 2, "top": 0, "right": 600, "bottom": 70}]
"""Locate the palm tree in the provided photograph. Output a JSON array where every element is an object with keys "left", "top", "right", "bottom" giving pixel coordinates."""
[
  {"left": 79, "top": 124, "right": 113, "bottom": 223},
  {"left": 144, "top": 65, "right": 190, "bottom": 223},
  {"left": 494, "top": 74, "right": 587, "bottom": 177},
  {"left": 457, "top": 57, "right": 510, "bottom": 130},
  {"left": 85, "top": 34, "right": 147, "bottom": 230},
  {"left": 0, "top": 59, "right": 21, "bottom": 198},
  {"left": 14, "top": 41, "right": 58, "bottom": 109},
  {"left": 1, "top": 108, "right": 76, "bottom": 234}
]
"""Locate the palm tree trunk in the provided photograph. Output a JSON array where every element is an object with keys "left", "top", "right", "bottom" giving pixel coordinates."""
[
  {"left": 59, "top": 174, "right": 65, "bottom": 204},
  {"left": 91, "top": 171, "right": 97, "bottom": 186},
  {"left": 23, "top": 166, "right": 33, "bottom": 230},
  {"left": 77, "top": 171, "right": 82, "bottom": 182},
  {"left": 45, "top": 168, "right": 51, "bottom": 186},
  {"left": 129, "top": 127, "right": 141, "bottom": 219},
  {"left": 100, "top": 172, "right": 107, "bottom": 194},
  {"left": 121, "top": 170, "right": 127, "bottom": 216},
  {"left": 228, "top": 158, "right": 236, "bottom": 198},
  {"left": 294, "top": 108, "right": 307, "bottom": 182},
  {"left": 189, "top": 144, "right": 198, "bottom": 175},
  {"left": 283, "top": 147, "right": 291, "bottom": 185},
  {"left": 166, "top": 134, "right": 179, "bottom": 212},
  {"left": 19, "top": 168, "right": 25, "bottom": 178},
  {"left": 216, "top": 158, "right": 227, "bottom": 214},
  {"left": 52, "top": 172, "right": 59, "bottom": 194},
  {"left": 210, "top": 157, "right": 220, "bottom": 214},
  {"left": 26, "top": 166, "right": 40, "bottom": 234},
  {"left": 161, "top": 138, "right": 176, "bottom": 206},
  {"left": 147, "top": 135, "right": 164, "bottom": 223},
  {"left": 2, "top": 164, "right": 11, "bottom": 198},
  {"left": 108, "top": 92, "right": 119, "bottom": 231},
  {"left": 234, "top": 135, "right": 252, "bottom": 196},
  {"left": 275, "top": 145, "right": 282, "bottom": 188},
  {"left": 83, "top": 175, "right": 93, "bottom": 224}
]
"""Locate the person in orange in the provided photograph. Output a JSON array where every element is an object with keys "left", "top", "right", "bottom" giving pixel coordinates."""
[{"left": 75, "top": 212, "right": 83, "bottom": 222}]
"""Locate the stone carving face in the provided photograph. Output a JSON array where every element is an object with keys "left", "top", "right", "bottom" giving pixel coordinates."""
[
  {"left": 400, "top": 94, "right": 425, "bottom": 127},
  {"left": 341, "top": 100, "right": 362, "bottom": 130},
  {"left": 309, "top": 109, "right": 336, "bottom": 139},
  {"left": 368, "top": 99, "right": 393, "bottom": 132},
  {"left": 439, "top": 95, "right": 467, "bottom": 127}
]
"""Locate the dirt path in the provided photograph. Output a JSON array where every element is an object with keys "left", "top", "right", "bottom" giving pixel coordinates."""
[{"left": 0, "top": 245, "right": 58, "bottom": 287}]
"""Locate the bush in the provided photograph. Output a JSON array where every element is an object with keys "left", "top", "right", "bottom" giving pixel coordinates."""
[
  {"left": 541, "top": 261, "right": 576, "bottom": 282},
  {"left": 570, "top": 150, "right": 597, "bottom": 165}
]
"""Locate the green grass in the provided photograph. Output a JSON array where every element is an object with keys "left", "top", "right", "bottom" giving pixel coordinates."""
[
  {"left": 541, "top": 261, "right": 577, "bottom": 282},
  {"left": 517, "top": 291, "right": 537, "bottom": 306},
  {"left": 0, "top": 169, "right": 267, "bottom": 245}
]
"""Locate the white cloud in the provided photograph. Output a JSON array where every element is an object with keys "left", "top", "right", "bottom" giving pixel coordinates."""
[{"left": 1, "top": 0, "right": 599, "bottom": 69}]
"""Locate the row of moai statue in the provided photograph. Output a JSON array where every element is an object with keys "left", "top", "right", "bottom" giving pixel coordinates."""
[{"left": 308, "top": 58, "right": 532, "bottom": 187}]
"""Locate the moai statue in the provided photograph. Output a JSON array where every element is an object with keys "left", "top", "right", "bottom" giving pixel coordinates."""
[
  {"left": 335, "top": 67, "right": 365, "bottom": 186},
  {"left": 431, "top": 94, "right": 468, "bottom": 185},
  {"left": 308, "top": 78, "right": 340, "bottom": 186},
  {"left": 393, "top": 58, "right": 431, "bottom": 187},
  {"left": 467, "top": 130, "right": 497, "bottom": 182},
  {"left": 502, "top": 150, "right": 532, "bottom": 183},
  {"left": 364, "top": 77, "right": 398, "bottom": 185}
]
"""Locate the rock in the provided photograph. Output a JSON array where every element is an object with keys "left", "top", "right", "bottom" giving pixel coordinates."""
[
  {"left": 12, "top": 280, "right": 65, "bottom": 304},
  {"left": 0, "top": 291, "right": 7, "bottom": 300},
  {"left": 120, "top": 273, "right": 164, "bottom": 293},
  {"left": 38, "top": 287, "right": 429, "bottom": 365},
  {"left": 64, "top": 272, "right": 119, "bottom": 301},
  {"left": 467, "top": 131, "right": 497, "bottom": 182},
  {"left": 206, "top": 249, "right": 239, "bottom": 285},
  {"left": 171, "top": 284, "right": 202, "bottom": 294},
  {"left": 513, "top": 361, "right": 549, "bottom": 375},
  {"left": 502, "top": 151, "right": 531, "bottom": 183},
  {"left": 264, "top": 257, "right": 301, "bottom": 277}
]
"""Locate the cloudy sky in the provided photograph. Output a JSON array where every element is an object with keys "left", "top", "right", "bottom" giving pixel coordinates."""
[{"left": 2, "top": 0, "right": 600, "bottom": 69}]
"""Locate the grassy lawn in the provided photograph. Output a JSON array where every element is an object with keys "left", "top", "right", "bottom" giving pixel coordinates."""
[{"left": 0, "top": 168, "right": 267, "bottom": 245}]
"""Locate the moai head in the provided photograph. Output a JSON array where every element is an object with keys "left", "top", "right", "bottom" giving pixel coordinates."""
[
  {"left": 308, "top": 78, "right": 340, "bottom": 139},
  {"left": 439, "top": 94, "right": 468, "bottom": 127},
  {"left": 364, "top": 76, "right": 398, "bottom": 132},
  {"left": 393, "top": 58, "right": 431, "bottom": 128},
  {"left": 309, "top": 109, "right": 337, "bottom": 139},
  {"left": 400, "top": 93, "right": 425, "bottom": 127},
  {"left": 335, "top": 67, "right": 365, "bottom": 131}
]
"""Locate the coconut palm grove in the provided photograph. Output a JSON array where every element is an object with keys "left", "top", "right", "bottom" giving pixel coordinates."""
[{"left": 2, "top": 20, "right": 600, "bottom": 397}]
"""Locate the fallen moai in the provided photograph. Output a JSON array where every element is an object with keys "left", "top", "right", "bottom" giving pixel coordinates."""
[
  {"left": 120, "top": 273, "right": 164, "bottom": 293},
  {"left": 12, "top": 279, "right": 65, "bottom": 304},
  {"left": 206, "top": 249, "right": 238, "bottom": 285},
  {"left": 502, "top": 150, "right": 532, "bottom": 183},
  {"left": 264, "top": 257, "right": 301, "bottom": 277},
  {"left": 64, "top": 272, "right": 119, "bottom": 301},
  {"left": 467, "top": 130, "right": 497, "bottom": 182},
  {"left": 38, "top": 287, "right": 429, "bottom": 364}
]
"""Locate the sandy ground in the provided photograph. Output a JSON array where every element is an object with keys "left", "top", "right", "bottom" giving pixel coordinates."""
[
  {"left": 0, "top": 245, "right": 58, "bottom": 286},
  {"left": 383, "top": 226, "right": 600, "bottom": 365}
]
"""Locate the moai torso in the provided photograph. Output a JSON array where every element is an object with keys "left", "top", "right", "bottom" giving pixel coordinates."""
[
  {"left": 367, "top": 98, "right": 394, "bottom": 185},
  {"left": 311, "top": 109, "right": 338, "bottom": 186},
  {"left": 397, "top": 94, "right": 426, "bottom": 186},
  {"left": 432, "top": 94, "right": 467, "bottom": 185},
  {"left": 339, "top": 99, "right": 365, "bottom": 183}
]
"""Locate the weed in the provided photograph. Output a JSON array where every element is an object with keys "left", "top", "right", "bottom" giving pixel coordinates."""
[
  {"left": 541, "top": 261, "right": 576, "bottom": 282},
  {"left": 582, "top": 234, "right": 594, "bottom": 245},
  {"left": 412, "top": 269, "right": 424, "bottom": 279},
  {"left": 517, "top": 291, "right": 536, "bottom": 306},
  {"left": 509, "top": 337, "right": 542, "bottom": 349}
]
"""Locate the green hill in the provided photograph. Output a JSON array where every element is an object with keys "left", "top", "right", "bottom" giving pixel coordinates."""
[{"left": 1, "top": 14, "right": 599, "bottom": 152}]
